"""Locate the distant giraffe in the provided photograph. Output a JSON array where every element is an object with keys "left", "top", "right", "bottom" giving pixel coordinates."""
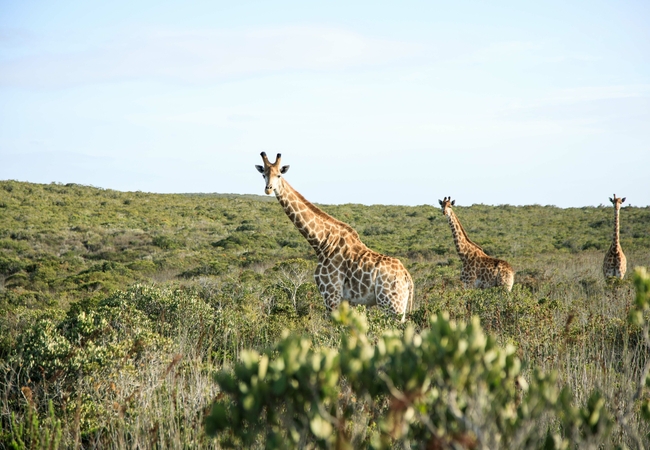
[
  {"left": 603, "top": 194, "right": 627, "bottom": 280},
  {"left": 256, "top": 153, "right": 414, "bottom": 321},
  {"left": 439, "top": 197, "right": 514, "bottom": 291}
]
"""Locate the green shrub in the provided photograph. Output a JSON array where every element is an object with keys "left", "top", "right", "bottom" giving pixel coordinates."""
[
  {"left": 112, "top": 284, "right": 215, "bottom": 342},
  {"left": 126, "top": 260, "right": 157, "bottom": 273},
  {"left": 0, "top": 255, "right": 23, "bottom": 276},
  {"left": 13, "top": 292, "right": 171, "bottom": 384},
  {"left": 152, "top": 235, "right": 178, "bottom": 249},
  {"left": 180, "top": 260, "right": 230, "bottom": 278},
  {"left": 212, "top": 231, "right": 277, "bottom": 250},
  {"left": 205, "top": 304, "right": 620, "bottom": 448},
  {"left": 14, "top": 318, "right": 72, "bottom": 381}
]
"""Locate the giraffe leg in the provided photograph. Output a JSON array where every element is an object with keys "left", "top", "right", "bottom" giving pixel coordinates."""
[
  {"left": 318, "top": 279, "right": 343, "bottom": 312},
  {"left": 315, "top": 263, "right": 346, "bottom": 312},
  {"left": 375, "top": 275, "right": 408, "bottom": 322},
  {"left": 321, "top": 290, "right": 344, "bottom": 312},
  {"left": 461, "top": 275, "right": 476, "bottom": 289},
  {"left": 460, "top": 266, "right": 475, "bottom": 289}
]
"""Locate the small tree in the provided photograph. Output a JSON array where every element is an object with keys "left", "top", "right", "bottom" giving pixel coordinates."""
[{"left": 266, "top": 259, "right": 315, "bottom": 314}]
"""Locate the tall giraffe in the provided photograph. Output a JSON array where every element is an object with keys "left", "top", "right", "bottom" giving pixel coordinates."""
[
  {"left": 603, "top": 194, "right": 627, "bottom": 280},
  {"left": 255, "top": 153, "right": 414, "bottom": 321},
  {"left": 439, "top": 197, "right": 514, "bottom": 291}
]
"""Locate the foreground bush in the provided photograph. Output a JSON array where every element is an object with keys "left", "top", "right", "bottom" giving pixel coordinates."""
[{"left": 205, "top": 268, "right": 650, "bottom": 449}]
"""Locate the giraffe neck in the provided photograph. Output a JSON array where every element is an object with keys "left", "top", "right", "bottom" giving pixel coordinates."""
[
  {"left": 446, "top": 209, "right": 486, "bottom": 261},
  {"left": 274, "top": 179, "right": 363, "bottom": 256},
  {"left": 612, "top": 206, "right": 621, "bottom": 247}
]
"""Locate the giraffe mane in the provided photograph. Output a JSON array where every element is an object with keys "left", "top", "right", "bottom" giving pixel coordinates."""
[
  {"left": 284, "top": 181, "right": 362, "bottom": 240},
  {"left": 452, "top": 209, "right": 486, "bottom": 253}
]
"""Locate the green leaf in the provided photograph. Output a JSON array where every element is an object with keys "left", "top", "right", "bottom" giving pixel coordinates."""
[
  {"left": 205, "top": 403, "right": 229, "bottom": 435},
  {"left": 309, "top": 414, "right": 333, "bottom": 439}
]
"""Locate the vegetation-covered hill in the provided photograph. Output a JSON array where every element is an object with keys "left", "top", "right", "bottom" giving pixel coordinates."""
[
  {"left": 1, "top": 180, "right": 649, "bottom": 448},
  {"left": 2, "top": 180, "right": 648, "bottom": 308}
]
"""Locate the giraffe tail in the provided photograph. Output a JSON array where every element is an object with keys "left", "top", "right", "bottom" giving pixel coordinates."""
[
  {"left": 407, "top": 273, "right": 415, "bottom": 314},
  {"left": 400, "top": 273, "right": 415, "bottom": 323},
  {"left": 503, "top": 266, "right": 515, "bottom": 292}
]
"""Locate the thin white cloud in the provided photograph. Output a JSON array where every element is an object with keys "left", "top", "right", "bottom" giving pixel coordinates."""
[
  {"left": 0, "top": 26, "right": 416, "bottom": 88},
  {"left": 454, "top": 39, "right": 601, "bottom": 66},
  {"left": 466, "top": 41, "right": 543, "bottom": 63},
  {"left": 546, "top": 84, "right": 650, "bottom": 103},
  {"left": 499, "top": 84, "right": 650, "bottom": 114}
]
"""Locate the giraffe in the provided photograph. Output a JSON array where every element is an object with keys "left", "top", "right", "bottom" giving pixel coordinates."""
[
  {"left": 255, "top": 153, "right": 414, "bottom": 321},
  {"left": 438, "top": 197, "right": 515, "bottom": 291},
  {"left": 602, "top": 194, "right": 627, "bottom": 280}
]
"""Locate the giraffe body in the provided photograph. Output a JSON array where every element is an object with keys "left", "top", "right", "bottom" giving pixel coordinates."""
[
  {"left": 603, "top": 194, "right": 627, "bottom": 280},
  {"left": 256, "top": 153, "right": 413, "bottom": 320},
  {"left": 439, "top": 197, "right": 514, "bottom": 291}
]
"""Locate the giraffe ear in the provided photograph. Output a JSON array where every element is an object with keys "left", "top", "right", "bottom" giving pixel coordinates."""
[
  {"left": 451, "top": 200, "right": 455, "bottom": 206},
  {"left": 280, "top": 165, "right": 290, "bottom": 174},
  {"left": 255, "top": 165, "right": 264, "bottom": 173},
  {"left": 438, "top": 200, "right": 443, "bottom": 206},
  {"left": 621, "top": 197, "right": 626, "bottom": 203},
  {"left": 609, "top": 197, "right": 613, "bottom": 203}
]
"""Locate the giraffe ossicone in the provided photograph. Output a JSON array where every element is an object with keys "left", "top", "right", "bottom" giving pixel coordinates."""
[
  {"left": 603, "top": 194, "right": 627, "bottom": 280},
  {"left": 439, "top": 196, "right": 515, "bottom": 291},
  {"left": 256, "top": 152, "right": 414, "bottom": 321}
]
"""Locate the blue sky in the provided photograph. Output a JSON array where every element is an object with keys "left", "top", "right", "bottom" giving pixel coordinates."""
[{"left": 1, "top": 1, "right": 648, "bottom": 207}]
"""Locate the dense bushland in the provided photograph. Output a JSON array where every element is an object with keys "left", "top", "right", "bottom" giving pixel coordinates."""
[{"left": 1, "top": 180, "right": 650, "bottom": 448}]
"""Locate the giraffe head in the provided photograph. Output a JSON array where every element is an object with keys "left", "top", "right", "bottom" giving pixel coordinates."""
[
  {"left": 438, "top": 196, "right": 455, "bottom": 216},
  {"left": 609, "top": 194, "right": 626, "bottom": 210},
  {"left": 255, "top": 152, "right": 290, "bottom": 195}
]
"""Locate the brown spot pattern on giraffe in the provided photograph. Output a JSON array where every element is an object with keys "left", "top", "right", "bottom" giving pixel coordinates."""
[
  {"left": 439, "top": 197, "right": 514, "bottom": 291},
  {"left": 603, "top": 194, "right": 627, "bottom": 280}
]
